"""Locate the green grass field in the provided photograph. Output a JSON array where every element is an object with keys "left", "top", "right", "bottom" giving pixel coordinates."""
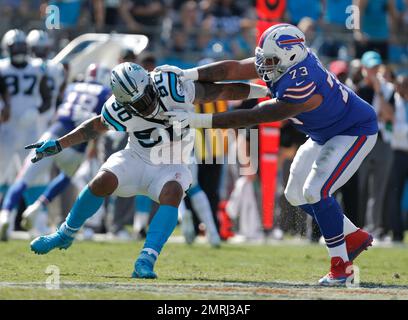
[{"left": 1, "top": 239, "right": 408, "bottom": 299}]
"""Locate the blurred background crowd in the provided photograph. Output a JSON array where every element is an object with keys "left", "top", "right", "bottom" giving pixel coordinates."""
[{"left": 0, "top": 0, "right": 407, "bottom": 245}]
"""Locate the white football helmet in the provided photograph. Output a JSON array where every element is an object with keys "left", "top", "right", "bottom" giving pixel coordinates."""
[
  {"left": 27, "top": 29, "right": 51, "bottom": 58},
  {"left": 1, "top": 29, "right": 28, "bottom": 64},
  {"left": 255, "top": 24, "right": 308, "bottom": 83},
  {"left": 110, "top": 62, "right": 159, "bottom": 117}
]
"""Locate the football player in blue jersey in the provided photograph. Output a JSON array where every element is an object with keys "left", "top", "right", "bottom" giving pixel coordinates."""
[
  {"left": 0, "top": 63, "right": 111, "bottom": 240},
  {"left": 161, "top": 23, "right": 379, "bottom": 286},
  {"left": 23, "top": 62, "right": 269, "bottom": 279}
]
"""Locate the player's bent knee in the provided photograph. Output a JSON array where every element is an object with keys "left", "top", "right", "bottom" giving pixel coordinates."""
[
  {"left": 159, "top": 181, "right": 184, "bottom": 207},
  {"left": 302, "top": 186, "right": 321, "bottom": 205},
  {"left": 89, "top": 170, "right": 118, "bottom": 197},
  {"left": 284, "top": 186, "right": 304, "bottom": 207}
]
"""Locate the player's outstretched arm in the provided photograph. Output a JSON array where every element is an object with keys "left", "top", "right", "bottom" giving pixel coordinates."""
[
  {"left": 156, "top": 58, "right": 258, "bottom": 82},
  {"left": 210, "top": 96, "right": 321, "bottom": 128},
  {"left": 193, "top": 81, "right": 269, "bottom": 103},
  {"left": 57, "top": 115, "right": 108, "bottom": 148},
  {"left": 26, "top": 115, "right": 108, "bottom": 163},
  {"left": 165, "top": 94, "right": 322, "bottom": 129}
]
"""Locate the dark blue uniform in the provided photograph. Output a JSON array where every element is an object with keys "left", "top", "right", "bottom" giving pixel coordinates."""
[{"left": 268, "top": 50, "right": 378, "bottom": 145}]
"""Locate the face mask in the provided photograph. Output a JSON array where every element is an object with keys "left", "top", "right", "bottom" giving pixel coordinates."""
[
  {"left": 11, "top": 53, "right": 27, "bottom": 64},
  {"left": 145, "top": 103, "right": 161, "bottom": 119}
]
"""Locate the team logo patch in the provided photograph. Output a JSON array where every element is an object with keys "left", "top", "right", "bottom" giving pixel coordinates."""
[{"left": 276, "top": 35, "right": 305, "bottom": 50}]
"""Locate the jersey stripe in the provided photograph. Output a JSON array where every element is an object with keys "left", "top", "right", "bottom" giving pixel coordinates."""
[
  {"left": 168, "top": 72, "right": 185, "bottom": 103},
  {"left": 283, "top": 85, "right": 316, "bottom": 99},
  {"left": 285, "top": 81, "right": 315, "bottom": 92},
  {"left": 321, "top": 135, "right": 367, "bottom": 199},
  {"left": 102, "top": 107, "right": 126, "bottom": 131}
]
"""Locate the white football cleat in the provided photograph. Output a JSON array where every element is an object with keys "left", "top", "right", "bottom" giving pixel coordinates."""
[
  {"left": 0, "top": 209, "right": 10, "bottom": 241},
  {"left": 21, "top": 200, "right": 43, "bottom": 231}
]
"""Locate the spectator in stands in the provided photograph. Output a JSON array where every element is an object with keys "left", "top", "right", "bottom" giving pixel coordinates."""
[
  {"left": 119, "top": 0, "right": 165, "bottom": 47},
  {"left": 323, "top": 0, "right": 352, "bottom": 27},
  {"left": 203, "top": 0, "right": 247, "bottom": 36},
  {"left": 202, "top": 0, "right": 254, "bottom": 57},
  {"left": 354, "top": 0, "right": 399, "bottom": 61},
  {"left": 286, "top": 0, "right": 321, "bottom": 25},
  {"left": 158, "top": 26, "right": 195, "bottom": 69},
  {"left": 386, "top": 75, "right": 408, "bottom": 242},
  {"left": 178, "top": 0, "right": 204, "bottom": 34},
  {"left": 297, "top": 17, "right": 324, "bottom": 57},
  {"left": 348, "top": 59, "right": 364, "bottom": 90},
  {"left": 91, "top": 0, "right": 123, "bottom": 32},
  {"left": 357, "top": 51, "right": 395, "bottom": 239},
  {"left": 319, "top": 0, "right": 352, "bottom": 59}
]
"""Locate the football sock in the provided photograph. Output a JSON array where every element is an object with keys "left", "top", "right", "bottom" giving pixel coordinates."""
[
  {"left": 343, "top": 215, "right": 359, "bottom": 236},
  {"left": 299, "top": 204, "right": 314, "bottom": 217},
  {"left": 311, "top": 196, "right": 349, "bottom": 262},
  {"left": 300, "top": 204, "right": 359, "bottom": 237},
  {"left": 65, "top": 185, "right": 104, "bottom": 230},
  {"left": 141, "top": 205, "right": 179, "bottom": 260},
  {"left": 42, "top": 173, "right": 71, "bottom": 205},
  {"left": 2, "top": 180, "right": 27, "bottom": 211},
  {"left": 135, "top": 195, "right": 152, "bottom": 213}
]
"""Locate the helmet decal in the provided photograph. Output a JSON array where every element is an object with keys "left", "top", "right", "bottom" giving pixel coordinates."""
[{"left": 276, "top": 35, "right": 305, "bottom": 50}]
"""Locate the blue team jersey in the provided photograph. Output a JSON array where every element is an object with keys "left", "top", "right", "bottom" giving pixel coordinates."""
[
  {"left": 50, "top": 81, "right": 111, "bottom": 152},
  {"left": 267, "top": 50, "right": 378, "bottom": 144},
  {"left": 56, "top": 81, "right": 111, "bottom": 131}
]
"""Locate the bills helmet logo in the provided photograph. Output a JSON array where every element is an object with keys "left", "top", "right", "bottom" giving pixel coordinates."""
[{"left": 276, "top": 35, "right": 305, "bottom": 50}]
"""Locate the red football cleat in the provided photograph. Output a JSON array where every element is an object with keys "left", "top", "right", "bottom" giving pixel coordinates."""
[
  {"left": 319, "top": 257, "right": 354, "bottom": 286},
  {"left": 345, "top": 229, "right": 373, "bottom": 261}
]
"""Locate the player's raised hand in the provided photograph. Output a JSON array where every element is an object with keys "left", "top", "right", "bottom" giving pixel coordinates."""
[
  {"left": 25, "top": 140, "right": 63, "bottom": 163},
  {"left": 154, "top": 65, "right": 184, "bottom": 77}
]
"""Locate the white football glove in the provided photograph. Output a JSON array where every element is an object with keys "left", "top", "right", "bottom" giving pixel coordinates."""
[
  {"left": 154, "top": 64, "right": 184, "bottom": 77},
  {"left": 163, "top": 111, "right": 213, "bottom": 128},
  {"left": 154, "top": 65, "right": 199, "bottom": 81}
]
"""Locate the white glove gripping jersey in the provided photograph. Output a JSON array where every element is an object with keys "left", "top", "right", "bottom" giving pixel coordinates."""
[{"left": 101, "top": 71, "right": 196, "bottom": 165}]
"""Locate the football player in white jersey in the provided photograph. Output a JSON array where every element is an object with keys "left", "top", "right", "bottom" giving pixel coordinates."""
[
  {"left": 0, "top": 29, "right": 51, "bottom": 191},
  {"left": 26, "top": 62, "right": 268, "bottom": 279},
  {"left": 27, "top": 29, "right": 67, "bottom": 132},
  {"left": 0, "top": 64, "right": 111, "bottom": 241}
]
